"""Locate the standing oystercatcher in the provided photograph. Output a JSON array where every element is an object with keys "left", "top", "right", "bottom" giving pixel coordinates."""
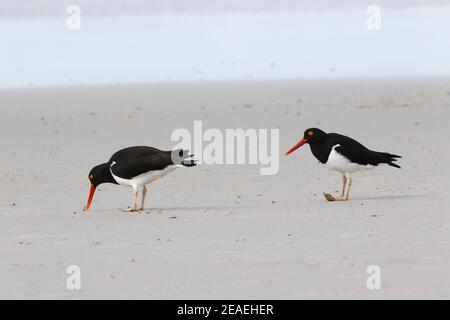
[
  {"left": 285, "top": 128, "right": 401, "bottom": 201},
  {"left": 85, "top": 146, "right": 196, "bottom": 212}
]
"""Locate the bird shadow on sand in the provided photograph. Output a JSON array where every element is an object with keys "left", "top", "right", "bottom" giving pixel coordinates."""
[
  {"left": 149, "top": 206, "right": 249, "bottom": 212},
  {"left": 85, "top": 206, "right": 250, "bottom": 214},
  {"left": 352, "top": 194, "right": 429, "bottom": 201}
]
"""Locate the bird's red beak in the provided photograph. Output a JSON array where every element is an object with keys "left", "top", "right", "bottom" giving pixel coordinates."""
[
  {"left": 285, "top": 138, "right": 308, "bottom": 155},
  {"left": 85, "top": 184, "right": 96, "bottom": 211}
]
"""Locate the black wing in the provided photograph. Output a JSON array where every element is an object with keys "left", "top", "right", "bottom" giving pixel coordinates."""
[
  {"left": 109, "top": 146, "right": 196, "bottom": 179},
  {"left": 109, "top": 146, "right": 173, "bottom": 179},
  {"left": 329, "top": 133, "right": 401, "bottom": 168}
]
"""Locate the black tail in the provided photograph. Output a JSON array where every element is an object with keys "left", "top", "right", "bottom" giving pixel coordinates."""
[
  {"left": 182, "top": 155, "right": 197, "bottom": 167},
  {"left": 378, "top": 152, "right": 402, "bottom": 169},
  {"left": 172, "top": 149, "right": 197, "bottom": 167}
]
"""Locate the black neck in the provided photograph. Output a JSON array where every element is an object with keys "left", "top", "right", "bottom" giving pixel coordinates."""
[
  {"left": 96, "top": 162, "right": 118, "bottom": 186},
  {"left": 309, "top": 136, "right": 333, "bottom": 164}
]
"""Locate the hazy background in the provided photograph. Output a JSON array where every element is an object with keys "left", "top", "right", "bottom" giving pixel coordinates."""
[
  {"left": 1, "top": 0, "right": 450, "bottom": 88},
  {"left": 1, "top": 1, "right": 450, "bottom": 300},
  {"left": 2, "top": 0, "right": 450, "bottom": 17}
]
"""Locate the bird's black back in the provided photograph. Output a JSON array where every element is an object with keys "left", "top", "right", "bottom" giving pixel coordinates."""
[
  {"left": 309, "top": 133, "right": 401, "bottom": 168},
  {"left": 109, "top": 146, "right": 176, "bottom": 180}
]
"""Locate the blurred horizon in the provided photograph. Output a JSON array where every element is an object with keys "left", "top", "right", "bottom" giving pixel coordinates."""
[
  {"left": 2, "top": 0, "right": 450, "bottom": 19},
  {"left": 2, "top": 1, "right": 450, "bottom": 88}
]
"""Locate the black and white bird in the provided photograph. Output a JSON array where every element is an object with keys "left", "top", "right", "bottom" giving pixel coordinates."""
[
  {"left": 85, "top": 146, "right": 196, "bottom": 212},
  {"left": 285, "top": 128, "right": 402, "bottom": 201}
]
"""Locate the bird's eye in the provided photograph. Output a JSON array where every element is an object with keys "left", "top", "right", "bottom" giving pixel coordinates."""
[
  {"left": 89, "top": 175, "right": 94, "bottom": 180},
  {"left": 308, "top": 131, "right": 314, "bottom": 136}
]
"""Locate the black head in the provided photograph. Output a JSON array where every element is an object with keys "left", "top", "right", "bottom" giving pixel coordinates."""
[
  {"left": 285, "top": 127, "right": 327, "bottom": 155},
  {"left": 85, "top": 162, "right": 116, "bottom": 211},
  {"left": 88, "top": 163, "right": 115, "bottom": 188},
  {"left": 302, "top": 128, "right": 327, "bottom": 144}
]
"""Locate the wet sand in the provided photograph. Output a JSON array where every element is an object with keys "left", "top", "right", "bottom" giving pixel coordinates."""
[{"left": 0, "top": 79, "right": 449, "bottom": 299}]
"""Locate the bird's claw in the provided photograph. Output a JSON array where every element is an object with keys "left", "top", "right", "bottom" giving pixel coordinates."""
[
  {"left": 121, "top": 206, "right": 144, "bottom": 213},
  {"left": 323, "top": 193, "right": 348, "bottom": 202},
  {"left": 323, "top": 193, "right": 336, "bottom": 201}
]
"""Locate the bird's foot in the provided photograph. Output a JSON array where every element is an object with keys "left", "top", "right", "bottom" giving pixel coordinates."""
[
  {"left": 323, "top": 193, "right": 348, "bottom": 202},
  {"left": 121, "top": 207, "right": 140, "bottom": 213},
  {"left": 135, "top": 206, "right": 144, "bottom": 211}
]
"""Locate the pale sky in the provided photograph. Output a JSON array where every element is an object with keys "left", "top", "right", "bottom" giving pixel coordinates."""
[
  {"left": 1, "top": 0, "right": 449, "bottom": 19},
  {"left": 1, "top": 2, "right": 450, "bottom": 88}
]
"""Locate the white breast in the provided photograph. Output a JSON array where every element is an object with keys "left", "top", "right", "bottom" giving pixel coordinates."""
[
  {"left": 111, "top": 165, "right": 181, "bottom": 188},
  {"left": 325, "top": 145, "right": 374, "bottom": 174}
]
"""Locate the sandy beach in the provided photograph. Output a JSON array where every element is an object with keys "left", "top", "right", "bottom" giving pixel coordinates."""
[{"left": 0, "top": 79, "right": 449, "bottom": 299}]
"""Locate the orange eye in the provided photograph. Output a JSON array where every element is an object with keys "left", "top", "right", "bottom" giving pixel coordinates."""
[
  {"left": 89, "top": 175, "right": 94, "bottom": 180},
  {"left": 308, "top": 131, "right": 314, "bottom": 136}
]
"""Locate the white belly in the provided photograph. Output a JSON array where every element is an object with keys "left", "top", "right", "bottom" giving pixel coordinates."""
[
  {"left": 111, "top": 165, "right": 181, "bottom": 188},
  {"left": 325, "top": 145, "right": 374, "bottom": 174}
]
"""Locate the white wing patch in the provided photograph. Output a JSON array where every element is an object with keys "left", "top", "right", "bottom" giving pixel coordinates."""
[
  {"left": 325, "top": 144, "right": 374, "bottom": 174},
  {"left": 110, "top": 165, "right": 181, "bottom": 188}
]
